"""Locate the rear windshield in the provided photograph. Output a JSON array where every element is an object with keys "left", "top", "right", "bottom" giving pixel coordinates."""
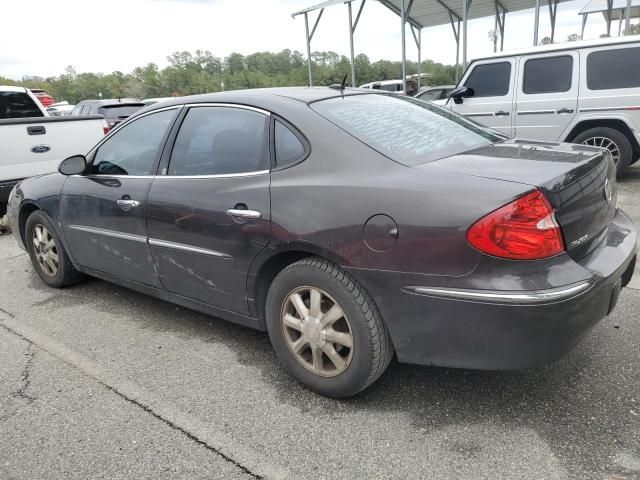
[
  {"left": 0, "top": 91, "right": 44, "bottom": 119},
  {"left": 98, "top": 104, "right": 144, "bottom": 119},
  {"left": 311, "top": 94, "right": 502, "bottom": 165}
]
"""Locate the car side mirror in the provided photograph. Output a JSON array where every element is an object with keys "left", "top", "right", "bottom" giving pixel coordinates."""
[
  {"left": 449, "top": 86, "right": 475, "bottom": 104},
  {"left": 58, "top": 155, "right": 87, "bottom": 176}
]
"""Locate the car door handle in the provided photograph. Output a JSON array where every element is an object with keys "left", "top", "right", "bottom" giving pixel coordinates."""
[
  {"left": 27, "top": 126, "right": 46, "bottom": 135},
  {"left": 116, "top": 199, "right": 140, "bottom": 211},
  {"left": 556, "top": 108, "right": 574, "bottom": 114},
  {"left": 495, "top": 111, "right": 510, "bottom": 117},
  {"left": 226, "top": 209, "right": 261, "bottom": 219}
]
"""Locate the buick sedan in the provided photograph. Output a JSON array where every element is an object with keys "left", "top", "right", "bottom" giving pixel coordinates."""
[{"left": 7, "top": 88, "right": 637, "bottom": 397}]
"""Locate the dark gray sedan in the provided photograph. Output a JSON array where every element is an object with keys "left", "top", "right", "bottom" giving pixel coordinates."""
[{"left": 7, "top": 88, "right": 637, "bottom": 397}]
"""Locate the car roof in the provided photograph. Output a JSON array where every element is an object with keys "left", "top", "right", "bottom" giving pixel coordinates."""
[
  {"left": 143, "top": 87, "right": 376, "bottom": 111},
  {"left": 471, "top": 34, "right": 640, "bottom": 62},
  {"left": 78, "top": 98, "right": 144, "bottom": 106},
  {"left": 0, "top": 85, "right": 29, "bottom": 93}
]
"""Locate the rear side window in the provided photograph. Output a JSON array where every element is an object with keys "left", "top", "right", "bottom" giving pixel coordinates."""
[
  {"left": 169, "top": 106, "right": 268, "bottom": 176},
  {"left": 274, "top": 120, "right": 306, "bottom": 166},
  {"left": 587, "top": 47, "right": 640, "bottom": 90},
  {"left": 0, "top": 91, "right": 43, "bottom": 119},
  {"left": 523, "top": 56, "right": 573, "bottom": 94},
  {"left": 464, "top": 62, "right": 511, "bottom": 97},
  {"left": 98, "top": 104, "right": 144, "bottom": 119}
]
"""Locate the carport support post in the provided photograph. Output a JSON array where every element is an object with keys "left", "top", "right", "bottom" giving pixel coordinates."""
[
  {"left": 304, "top": 13, "right": 313, "bottom": 86},
  {"left": 606, "top": 0, "right": 613, "bottom": 36},
  {"left": 401, "top": 0, "right": 407, "bottom": 94},
  {"left": 348, "top": 2, "right": 356, "bottom": 87},
  {"left": 533, "top": 0, "right": 540, "bottom": 45},
  {"left": 462, "top": 0, "right": 468, "bottom": 67},
  {"left": 549, "top": 0, "right": 558, "bottom": 43},
  {"left": 417, "top": 28, "right": 422, "bottom": 90},
  {"left": 581, "top": 14, "right": 588, "bottom": 39},
  {"left": 625, "top": 0, "right": 632, "bottom": 33}
]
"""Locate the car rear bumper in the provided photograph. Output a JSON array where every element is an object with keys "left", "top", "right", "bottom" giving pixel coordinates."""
[{"left": 348, "top": 208, "right": 637, "bottom": 370}]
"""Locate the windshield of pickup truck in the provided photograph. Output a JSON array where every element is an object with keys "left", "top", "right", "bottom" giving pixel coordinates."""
[
  {"left": 98, "top": 104, "right": 145, "bottom": 119},
  {"left": 0, "top": 91, "right": 44, "bottom": 119},
  {"left": 311, "top": 94, "right": 503, "bottom": 166}
]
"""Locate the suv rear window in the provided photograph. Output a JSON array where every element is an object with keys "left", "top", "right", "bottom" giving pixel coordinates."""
[
  {"left": 587, "top": 46, "right": 640, "bottom": 90},
  {"left": 311, "top": 94, "right": 502, "bottom": 165},
  {"left": 0, "top": 91, "right": 44, "bottom": 119},
  {"left": 98, "top": 104, "right": 144, "bottom": 119}
]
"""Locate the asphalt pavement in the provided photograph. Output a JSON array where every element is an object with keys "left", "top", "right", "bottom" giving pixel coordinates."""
[{"left": 1, "top": 164, "right": 639, "bottom": 480}]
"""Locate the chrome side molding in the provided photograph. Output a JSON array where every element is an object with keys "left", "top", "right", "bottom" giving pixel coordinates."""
[
  {"left": 402, "top": 282, "right": 593, "bottom": 304},
  {"left": 148, "top": 238, "right": 232, "bottom": 259}
]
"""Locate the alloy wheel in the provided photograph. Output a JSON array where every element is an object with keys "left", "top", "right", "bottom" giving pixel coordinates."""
[
  {"left": 32, "top": 224, "right": 59, "bottom": 277},
  {"left": 281, "top": 286, "right": 353, "bottom": 377},
  {"left": 581, "top": 136, "right": 620, "bottom": 165}
]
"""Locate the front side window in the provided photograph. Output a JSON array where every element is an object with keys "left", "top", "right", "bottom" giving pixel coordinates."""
[
  {"left": 587, "top": 47, "right": 640, "bottom": 90},
  {"left": 464, "top": 62, "right": 511, "bottom": 97},
  {"left": 0, "top": 91, "right": 43, "bottom": 119},
  {"left": 312, "top": 94, "right": 503, "bottom": 165},
  {"left": 70, "top": 104, "right": 83, "bottom": 116},
  {"left": 92, "top": 109, "right": 177, "bottom": 175},
  {"left": 523, "top": 55, "right": 573, "bottom": 94},
  {"left": 168, "top": 106, "right": 268, "bottom": 176}
]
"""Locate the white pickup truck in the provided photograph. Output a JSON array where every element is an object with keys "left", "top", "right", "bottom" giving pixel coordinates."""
[{"left": 0, "top": 86, "right": 106, "bottom": 215}]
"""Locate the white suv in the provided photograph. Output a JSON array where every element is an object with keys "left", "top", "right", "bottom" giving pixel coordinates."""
[{"left": 445, "top": 36, "right": 640, "bottom": 177}]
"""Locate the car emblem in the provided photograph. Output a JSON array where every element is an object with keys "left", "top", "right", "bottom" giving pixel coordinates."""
[
  {"left": 603, "top": 178, "right": 612, "bottom": 203},
  {"left": 31, "top": 144, "right": 51, "bottom": 154}
]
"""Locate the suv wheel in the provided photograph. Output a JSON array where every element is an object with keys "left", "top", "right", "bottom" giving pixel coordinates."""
[
  {"left": 573, "top": 127, "right": 632, "bottom": 179},
  {"left": 265, "top": 257, "right": 394, "bottom": 398}
]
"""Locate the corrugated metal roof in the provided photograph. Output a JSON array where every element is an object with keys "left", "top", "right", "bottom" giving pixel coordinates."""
[
  {"left": 293, "top": 0, "right": 574, "bottom": 29},
  {"left": 579, "top": 0, "right": 640, "bottom": 19}
]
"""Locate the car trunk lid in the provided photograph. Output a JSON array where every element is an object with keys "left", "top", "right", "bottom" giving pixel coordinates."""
[{"left": 419, "top": 139, "right": 618, "bottom": 260}]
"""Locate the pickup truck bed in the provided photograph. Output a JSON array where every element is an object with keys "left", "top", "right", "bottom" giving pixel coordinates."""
[{"left": 0, "top": 115, "right": 106, "bottom": 215}]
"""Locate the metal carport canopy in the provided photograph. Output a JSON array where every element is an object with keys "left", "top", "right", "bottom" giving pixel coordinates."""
[{"left": 293, "top": 0, "right": 573, "bottom": 89}]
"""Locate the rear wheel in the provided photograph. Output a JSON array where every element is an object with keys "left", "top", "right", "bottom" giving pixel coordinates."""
[
  {"left": 265, "top": 257, "right": 393, "bottom": 398},
  {"left": 25, "top": 211, "right": 84, "bottom": 288},
  {"left": 572, "top": 127, "right": 632, "bottom": 179}
]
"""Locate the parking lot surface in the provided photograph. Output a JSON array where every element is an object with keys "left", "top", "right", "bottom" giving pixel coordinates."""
[{"left": 1, "top": 165, "right": 639, "bottom": 480}]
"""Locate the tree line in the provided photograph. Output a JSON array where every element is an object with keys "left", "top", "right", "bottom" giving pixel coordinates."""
[{"left": 0, "top": 49, "right": 458, "bottom": 103}]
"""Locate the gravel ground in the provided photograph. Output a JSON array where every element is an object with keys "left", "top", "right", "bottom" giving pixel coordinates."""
[{"left": 0, "top": 164, "right": 639, "bottom": 480}]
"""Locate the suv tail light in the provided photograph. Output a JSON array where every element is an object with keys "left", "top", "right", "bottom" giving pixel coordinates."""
[
  {"left": 102, "top": 119, "right": 110, "bottom": 135},
  {"left": 466, "top": 189, "right": 565, "bottom": 260}
]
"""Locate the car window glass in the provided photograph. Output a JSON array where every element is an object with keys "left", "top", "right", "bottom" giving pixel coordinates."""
[
  {"left": 98, "top": 104, "right": 145, "bottom": 119},
  {"left": 168, "top": 106, "right": 268, "bottom": 176},
  {"left": 275, "top": 120, "right": 305, "bottom": 166},
  {"left": 92, "top": 109, "right": 177, "bottom": 175},
  {"left": 523, "top": 55, "right": 573, "bottom": 94},
  {"left": 418, "top": 90, "right": 443, "bottom": 102},
  {"left": 312, "top": 94, "right": 503, "bottom": 166},
  {"left": 587, "top": 46, "right": 640, "bottom": 90},
  {"left": 0, "top": 91, "right": 43, "bottom": 119},
  {"left": 70, "top": 104, "right": 83, "bottom": 115},
  {"left": 464, "top": 62, "right": 511, "bottom": 97}
]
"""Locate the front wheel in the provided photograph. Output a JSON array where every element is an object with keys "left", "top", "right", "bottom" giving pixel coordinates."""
[
  {"left": 573, "top": 127, "right": 632, "bottom": 179},
  {"left": 25, "top": 211, "right": 84, "bottom": 288},
  {"left": 265, "top": 257, "right": 393, "bottom": 398}
]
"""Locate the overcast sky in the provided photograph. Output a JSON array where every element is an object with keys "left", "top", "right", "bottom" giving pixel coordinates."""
[{"left": 0, "top": 0, "right": 610, "bottom": 79}]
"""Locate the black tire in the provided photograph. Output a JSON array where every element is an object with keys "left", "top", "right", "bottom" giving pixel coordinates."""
[
  {"left": 265, "top": 256, "right": 393, "bottom": 398},
  {"left": 572, "top": 127, "right": 632, "bottom": 179},
  {"left": 25, "top": 210, "right": 84, "bottom": 288}
]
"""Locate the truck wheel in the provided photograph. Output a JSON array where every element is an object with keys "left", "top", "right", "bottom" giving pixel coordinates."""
[
  {"left": 265, "top": 257, "right": 394, "bottom": 398},
  {"left": 25, "top": 211, "right": 84, "bottom": 288},
  {"left": 573, "top": 127, "right": 632, "bottom": 179}
]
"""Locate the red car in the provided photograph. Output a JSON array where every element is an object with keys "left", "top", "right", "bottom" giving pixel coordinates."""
[{"left": 30, "top": 89, "right": 54, "bottom": 107}]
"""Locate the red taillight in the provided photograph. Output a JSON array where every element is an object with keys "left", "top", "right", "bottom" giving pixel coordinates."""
[{"left": 466, "top": 189, "right": 565, "bottom": 260}]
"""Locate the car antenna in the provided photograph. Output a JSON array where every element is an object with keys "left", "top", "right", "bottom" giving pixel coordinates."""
[{"left": 329, "top": 74, "right": 349, "bottom": 92}]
